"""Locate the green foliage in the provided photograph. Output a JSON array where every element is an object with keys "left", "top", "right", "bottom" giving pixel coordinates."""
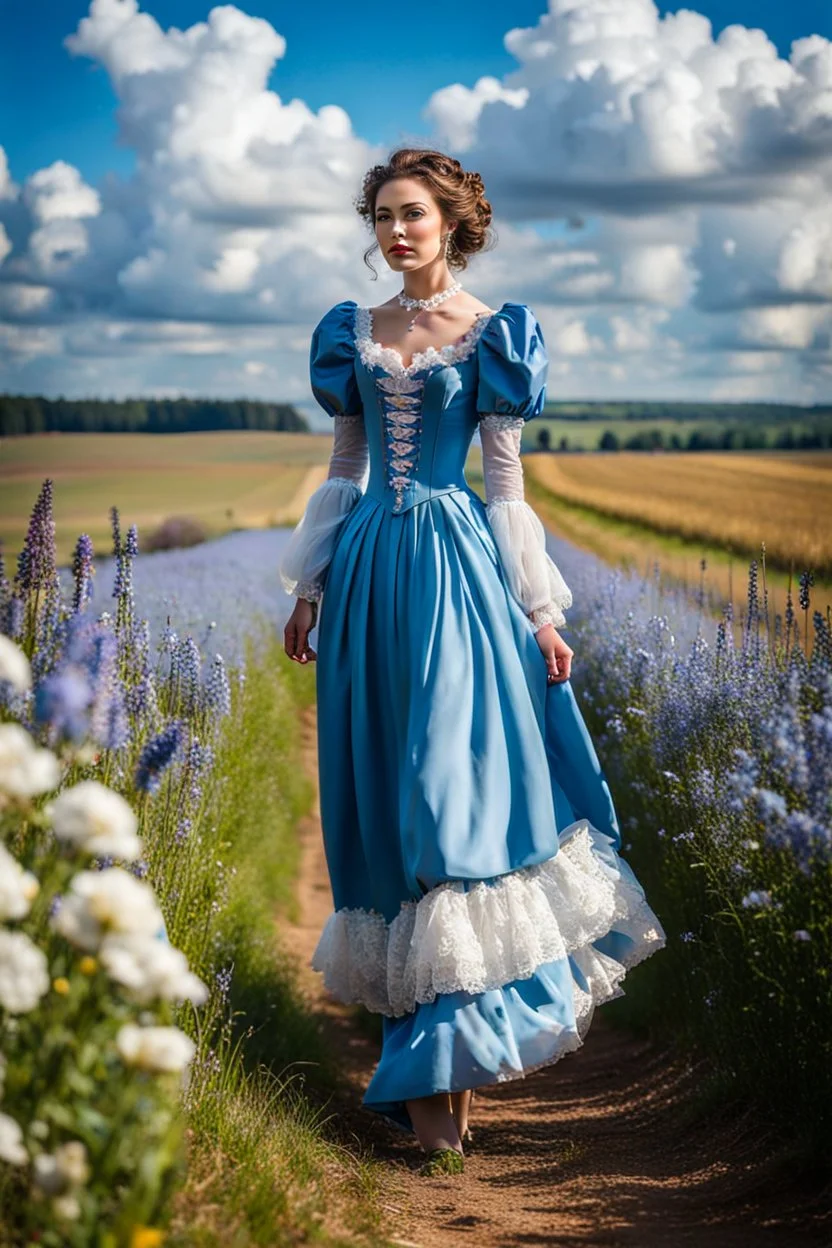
[{"left": 0, "top": 395, "right": 309, "bottom": 437}]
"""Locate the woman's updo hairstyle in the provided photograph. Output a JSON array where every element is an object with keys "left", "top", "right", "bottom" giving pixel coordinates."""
[{"left": 355, "top": 147, "right": 496, "bottom": 278}]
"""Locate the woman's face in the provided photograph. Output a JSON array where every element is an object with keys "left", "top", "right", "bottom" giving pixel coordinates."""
[{"left": 374, "top": 177, "right": 453, "bottom": 271}]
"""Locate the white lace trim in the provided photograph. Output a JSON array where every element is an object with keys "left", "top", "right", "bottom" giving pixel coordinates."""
[
  {"left": 354, "top": 306, "right": 495, "bottom": 377},
  {"left": 480, "top": 413, "right": 525, "bottom": 430},
  {"left": 310, "top": 820, "right": 667, "bottom": 1018}
]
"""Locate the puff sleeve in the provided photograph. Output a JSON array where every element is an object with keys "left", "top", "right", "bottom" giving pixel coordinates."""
[
  {"left": 278, "top": 302, "right": 368, "bottom": 604},
  {"left": 475, "top": 304, "right": 572, "bottom": 632}
]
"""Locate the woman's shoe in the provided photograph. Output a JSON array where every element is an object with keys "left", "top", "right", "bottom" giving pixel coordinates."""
[{"left": 417, "top": 1147, "right": 465, "bottom": 1177}]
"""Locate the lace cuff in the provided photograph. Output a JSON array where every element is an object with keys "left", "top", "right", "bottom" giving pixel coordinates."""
[
  {"left": 278, "top": 416, "right": 368, "bottom": 602},
  {"left": 480, "top": 418, "right": 572, "bottom": 631}
]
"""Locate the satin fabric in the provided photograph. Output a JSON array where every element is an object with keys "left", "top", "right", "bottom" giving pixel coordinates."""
[{"left": 309, "top": 299, "right": 663, "bottom": 1134}]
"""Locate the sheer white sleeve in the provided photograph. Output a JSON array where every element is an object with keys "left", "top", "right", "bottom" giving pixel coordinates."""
[
  {"left": 278, "top": 414, "right": 369, "bottom": 603},
  {"left": 479, "top": 414, "right": 572, "bottom": 632}
]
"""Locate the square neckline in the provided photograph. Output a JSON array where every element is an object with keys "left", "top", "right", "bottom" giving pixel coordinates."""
[{"left": 353, "top": 303, "right": 499, "bottom": 377}]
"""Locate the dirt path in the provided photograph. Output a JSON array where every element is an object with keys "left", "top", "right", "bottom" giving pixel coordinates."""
[{"left": 280, "top": 703, "right": 831, "bottom": 1248}]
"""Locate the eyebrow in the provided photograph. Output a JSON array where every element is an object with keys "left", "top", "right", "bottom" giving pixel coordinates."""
[{"left": 375, "top": 201, "right": 427, "bottom": 212}]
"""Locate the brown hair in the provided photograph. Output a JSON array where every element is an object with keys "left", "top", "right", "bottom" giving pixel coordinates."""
[{"left": 354, "top": 147, "right": 496, "bottom": 278}]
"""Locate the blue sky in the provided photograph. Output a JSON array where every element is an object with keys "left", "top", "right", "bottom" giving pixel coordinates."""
[
  {"left": 1, "top": 0, "right": 831, "bottom": 405},
  {"left": 2, "top": 1, "right": 830, "bottom": 185}
]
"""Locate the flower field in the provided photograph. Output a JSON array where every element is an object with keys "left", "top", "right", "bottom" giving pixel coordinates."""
[{"left": 0, "top": 476, "right": 829, "bottom": 1244}]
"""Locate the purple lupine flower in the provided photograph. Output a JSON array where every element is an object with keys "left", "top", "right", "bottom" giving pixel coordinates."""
[
  {"left": 15, "top": 479, "right": 57, "bottom": 595},
  {"left": 203, "top": 653, "right": 231, "bottom": 717},
  {"left": 103, "top": 688, "right": 130, "bottom": 751},
  {"left": 125, "top": 672, "right": 159, "bottom": 722},
  {"left": 175, "top": 815, "right": 192, "bottom": 845},
  {"left": 798, "top": 570, "right": 814, "bottom": 613},
  {"left": 185, "top": 738, "right": 214, "bottom": 806},
  {"left": 87, "top": 628, "right": 129, "bottom": 749},
  {"left": 174, "top": 635, "right": 201, "bottom": 714},
  {"left": 34, "top": 668, "right": 93, "bottom": 743},
  {"left": 71, "top": 534, "right": 95, "bottom": 613},
  {"left": 30, "top": 578, "right": 66, "bottom": 685},
  {"left": 216, "top": 964, "right": 233, "bottom": 1000},
  {"left": 134, "top": 720, "right": 184, "bottom": 794},
  {"left": 3, "top": 594, "right": 24, "bottom": 641}
]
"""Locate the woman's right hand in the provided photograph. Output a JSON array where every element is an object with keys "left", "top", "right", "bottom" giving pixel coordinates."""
[{"left": 284, "top": 598, "right": 318, "bottom": 665}]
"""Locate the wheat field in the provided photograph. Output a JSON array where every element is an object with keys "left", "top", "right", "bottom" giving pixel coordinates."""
[{"left": 522, "top": 450, "right": 831, "bottom": 579}]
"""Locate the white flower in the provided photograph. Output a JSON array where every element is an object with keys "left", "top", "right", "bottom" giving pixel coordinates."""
[
  {"left": 116, "top": 1023, "right": 196, "bottom": 1073},
  {"left": 47, "top": 780, "right": 141, "bottom": 861},
  {"left": 0, "top": 636, "right": 31, "bottom": 693},
  {"left": 0, "top": 724, "right": 60, "bottom": 803},
  {"left": 52, "top": 1193, "right": 81, "bottom": 1220},
  {"left": 0, "top": 929, "right": 50, "bottom": 1013},
  {"left": 0, "top": 842, "right": 39, "bottom": 921},
  {"left": 100, "top": 933, "right": 208, "bottom": 1006},
  {"left": 33, "top": 1141, "right": 90, "bottom": 1194},
  {"left": 51, "top": 868, "right": 164, "bottom": 952},
  {"left": 0, "top": 1111, "right": 27, "bottom": 1165}
]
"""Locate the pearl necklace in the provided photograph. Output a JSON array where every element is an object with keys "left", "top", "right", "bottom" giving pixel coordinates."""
[{"left": 397, "top": 280, "right": 463, "bottom": 332}]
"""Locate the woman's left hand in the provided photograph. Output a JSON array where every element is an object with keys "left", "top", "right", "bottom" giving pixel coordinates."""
[{"left": 534, "top": 623, "right": 573, "bottom": 683}]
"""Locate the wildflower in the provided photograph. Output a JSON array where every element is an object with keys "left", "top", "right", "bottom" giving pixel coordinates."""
[
  {"left": 0, "top": 635, "right": 31, "bottom": 693},
  {"left": 33, "top": 1140, "right": 90, "bottom": 1194},
  {"left": 741, "top": 890, "right": 773, "bottom": 909},
  {"left": 47, "top": 780, "right": 142, "bottom": 861},
  {"left": 100, "top": 933, "right": 209, "bottom": 1006},
  {"left": 204, "top": 653, "right": 231, "bottom": 716},
  {"left": 0, "top": 929, "right": 50, "bottom": 1013},
  {"left": 51, "top": 868, "right": 164, "bottom": 952},
  {"left": 793, "top": 929, "right": 811, "bottom": 941},
  {"left": 116, "top": 1023, "right": 196, "bottom": 1073},
  {"left": 53, "top": 977, "right": 70, "bottom": 995},
  {"left": 15, "top": 478, "right": 57, "bottom": 594},
  {"left": 0, "top": 1111, "right": 27, "bottom": 1165},
  {"left": 35, "top": 668, "right": 93, "bottom": 743},
  {"left": 131, "top": 1229, "right": 166, "bottom": 1248},
  {"left": 52, "top": 1194, "right": 82, "bottom": 1221},
  {"left": 70, "top": 533, "right": 95, "bottom": 613},
  {"left": 0, "top": 723, "right": 61, "bottom": 804},
  {"left": 134, "top": 722, "right": 184, "bottom": 795},
  {"left": 0, "top": 843, "right": 40, "bottom": 921},
  {"left": 79, "top": 956, "right": 98, "bottom": 975}
]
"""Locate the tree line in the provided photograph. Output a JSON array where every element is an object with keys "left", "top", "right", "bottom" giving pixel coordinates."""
[
  {"left": 0, "top": 395, "right": 308, "bottom": 436},
  {"left": 541, "top": 401, "right": 832, "bottom": 424},
  {"left": 535, "top": 423, "right": 832, "bottom": 453}
]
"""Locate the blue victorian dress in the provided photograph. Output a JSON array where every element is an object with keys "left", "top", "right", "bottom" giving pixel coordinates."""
[{"left": 279, "top": 299, "right": 666, "bottom": 1134}]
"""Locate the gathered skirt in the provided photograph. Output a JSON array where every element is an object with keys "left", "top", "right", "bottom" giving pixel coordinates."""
[{"left": 312, "top": 485, "right": 666, "bottom": 1134}]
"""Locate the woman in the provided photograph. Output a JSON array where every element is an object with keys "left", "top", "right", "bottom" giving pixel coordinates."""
[{"left": 280, "top": 148, "right": 666, "bottom": 1177}]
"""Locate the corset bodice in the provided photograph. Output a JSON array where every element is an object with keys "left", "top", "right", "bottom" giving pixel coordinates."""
[
  {"left": 353, "top": 308, "right": 490, "bottom": 514},
  {"left": 308, "top": 298, "right": 549, "bottom": 515}
]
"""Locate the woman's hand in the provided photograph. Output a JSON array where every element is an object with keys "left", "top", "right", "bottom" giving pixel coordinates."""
[
  {"left": 534, "top": 622, "right": 573, "bottom": 684},
  {"left": 284, "top": 598, "right": 318, "bottom": 665}
]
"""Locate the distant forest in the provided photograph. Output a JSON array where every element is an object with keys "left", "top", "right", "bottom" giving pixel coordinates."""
[
  {"left": 0, "top": 394, "right": 308, "bottom": 436},
  {"left": 2, "top": 394, "right": 832, "bottom": 449},
  {"left": 541, "top": 401, "right": 832, "bottom": 423}
]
